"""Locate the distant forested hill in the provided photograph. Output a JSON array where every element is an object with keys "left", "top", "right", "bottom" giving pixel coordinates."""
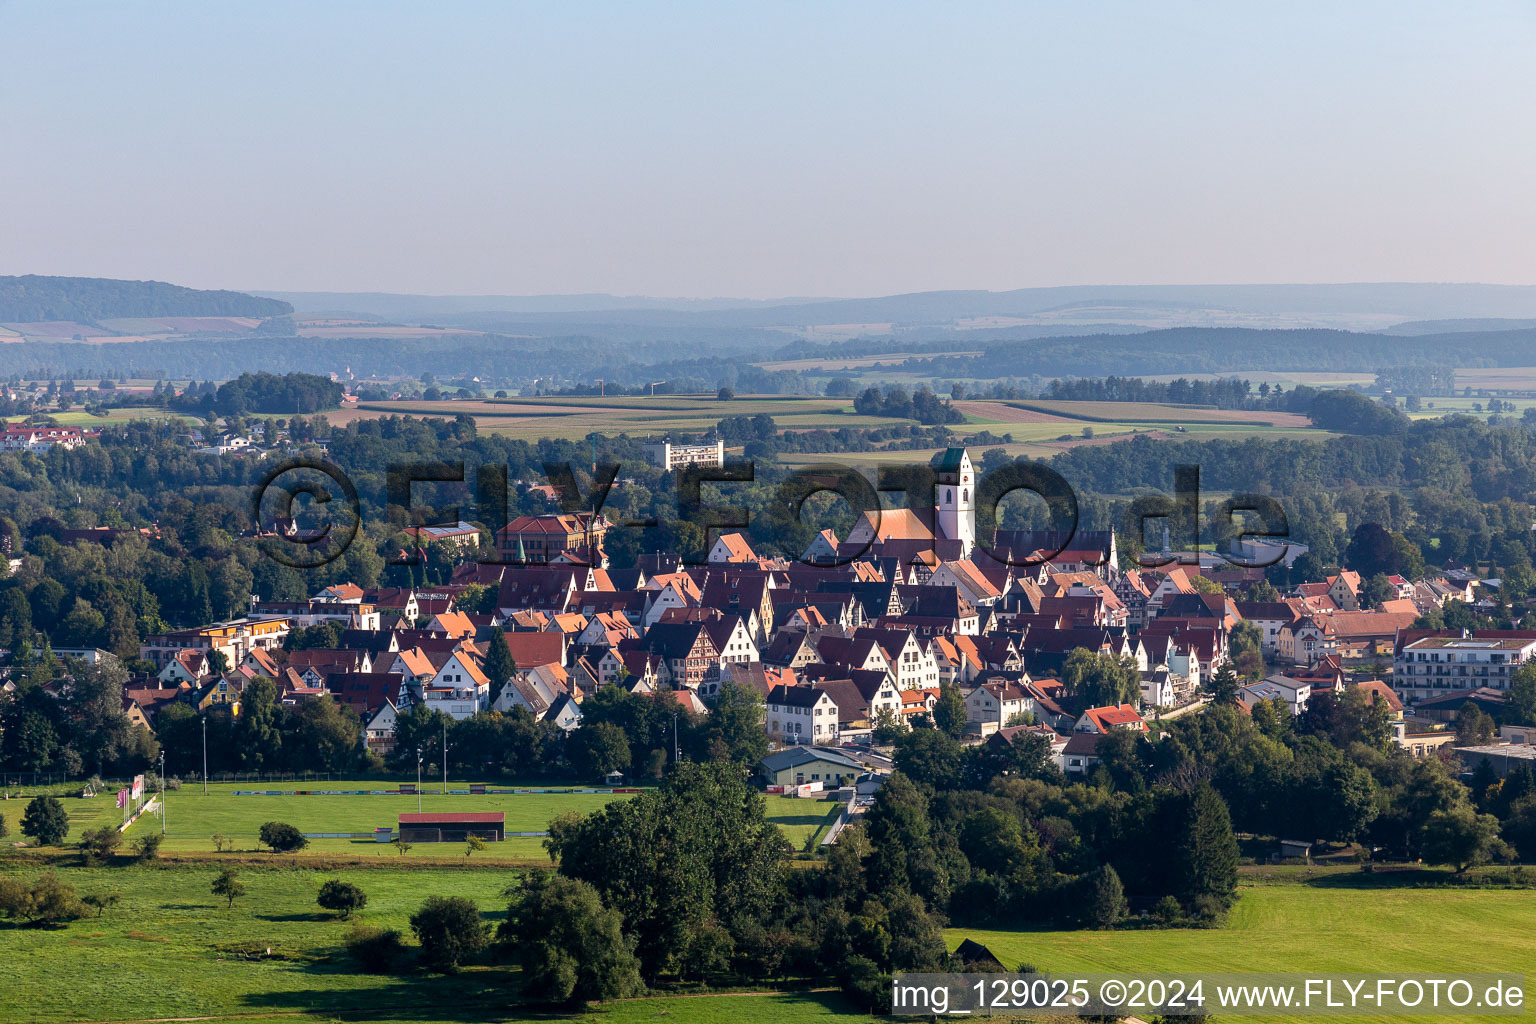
[{"left": 0, "top": 275, "right": 292, "bottom": 321}]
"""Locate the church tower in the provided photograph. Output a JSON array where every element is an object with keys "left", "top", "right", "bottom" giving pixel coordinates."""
[{"left": 935, "top": 447, "right": 975, "bottom": 558}]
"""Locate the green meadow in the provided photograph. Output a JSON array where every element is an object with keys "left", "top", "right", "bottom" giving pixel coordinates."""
[
  {"left": 947, "top": 868, "right": 1533, "bottom": 1024},
  {"left": 12, "top": 784, "right": 839, "bottom": 860}
]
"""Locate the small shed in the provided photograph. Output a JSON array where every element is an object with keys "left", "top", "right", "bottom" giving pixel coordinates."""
[
  {"left": 1278, "top": 838, "right": 1313, "bottom": 862},
  {"left": 397, "top": 811, "right": 505, "bottom": 843}
]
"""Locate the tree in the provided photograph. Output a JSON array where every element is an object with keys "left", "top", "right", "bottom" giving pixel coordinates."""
[
  {"left": 1502, "top": 795, "right": 1536, "bottom": 862},
  {"left": 1228, "top": 620, "right": 1265, "bottom": 680},
  {"left": 78, "top": 826, "right": 123, "bottom": 865},
  {"left": 1085, "top": 864, "right": 1127, "bottom": 928},
  {"left": 409, "top": 895, "right": 488, "bottom": 972},
  {"left": 892, "top": 727, "right": 962, "bottom": 790},
  {"left": 1422, "top": 807, "right": 1505, "bottom": 873},
  {"left": 133, "top": 833, "right": 162, "bottom": 861},
  {"left": 235, "top": 678, "right": 284, "bottom": 770},
  {"left": 465, "top": 835, "right": 487, "bottom": 858},
  {"left": 482, "top": 626, "right": 517, "bottom": 707},
  {"left": 931, "top": 682, "right": 966, "bottom": 738},
  {"left": 317, "top": 879, "right": 368, "bottom": 918},
  {"left": 1063, "top": 649, "right": 1140, "bottom": 708},
  {"left": 0, "top": 813, "right": 7, "bottom": 839},
  {"left": 82, "top": 892, "right": 121, "bottom": 918},
  {"left": 500, "top": 870, "right": 644, "bottom": 1006},
  {"left": 1507, "top": 663, "right": 1536, "bottom": 726},
  {"left": 293, "top": 697, "right": 362, "bottom": 773},
  {"left": 21, "top": 795, "right": 69, "bottom": 846},
  {"left": 547, "top": 760, "right": 790, "bottom": 982},
  {"left": 258, "top": 821, "right": 309, "bottom": 853},
  {"left": 1175, "top": 785, "right": 1239, "bottom": 915},
  {"left": 1454, "top": 703, "right": 1497, "bottom": 746},
  {"left": 568, "top": 722, "right": 631, "bottom": 780},
  {"left": 716, "top": 386, "right": 735, "bottom": 401},
  {"left": 1205, "top": 663, "right": 1242, "bottom": 706},
  {"left": 1189, "top": 574, "right": 1223, "bottom": 595},
  {"left": 701, "top": 681, "right": 769, "bottom": 765},
  {"left": 211, "top": 867, "right": 246, "bottom": 909}
]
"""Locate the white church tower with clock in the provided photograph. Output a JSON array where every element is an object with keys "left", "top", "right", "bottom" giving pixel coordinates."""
[{"left": 935, "top": 447, "right": 975, "bottom": 558}]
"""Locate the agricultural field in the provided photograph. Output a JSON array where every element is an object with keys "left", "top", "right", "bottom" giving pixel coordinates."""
[
  {"left": 971, "top": 399, "right": 1312, "bottom": 428},
  {"left": 949, "top": 869, "right": 1532, "bottom": 1024},
  {"left": 5, "top": 407, "right": 188, "bottom": 427},
  {"left": 337, "top": 395, "right": 910, "bottom": 442},
  {"left": 12, "top": 783, "right": 839, "bottom": 861}
]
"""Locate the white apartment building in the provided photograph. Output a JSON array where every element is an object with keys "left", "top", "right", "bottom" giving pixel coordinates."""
[
  {"left": 1394, "top": 635, "right": 1536, "bottom": 701},
  {"left": 644, "top": 439, "right": 725, "bottom": 470}
]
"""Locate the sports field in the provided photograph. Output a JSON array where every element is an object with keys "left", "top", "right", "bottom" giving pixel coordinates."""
[{"left": 26, "top": 782, "right": 839, "bottom": 859}]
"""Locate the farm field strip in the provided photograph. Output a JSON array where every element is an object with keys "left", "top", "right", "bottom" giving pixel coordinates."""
[{"left": 997, "top": 399, "right": 1313, "bottom": 427}]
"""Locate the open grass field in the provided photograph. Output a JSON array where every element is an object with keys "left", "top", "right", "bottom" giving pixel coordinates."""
[
  {"left": 0, "top": 859, "right": 855, "bottom": 1024},
  {"left": 948, "top": 869, "right": 1532, "bottom": 1024},
  {"left": 0, "top": 861, "right": 520, "bottom": 1023},
  {"left": 335, "top": 395, "right": 910, "bottom": 442},
  {"left": 14, "top": 783, "right": 838, "bottom": 861},
  {"left": 1, "top": 861, "right": 1525, "bottom": 1024}
]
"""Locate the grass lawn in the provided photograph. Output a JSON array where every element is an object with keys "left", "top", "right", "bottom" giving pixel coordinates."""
[
  {"left": 947, "top": 870, "right": 1532, "bottom": 1024},
  {"left": 13, "top": 784, "right": 833, "bottom": 860}
]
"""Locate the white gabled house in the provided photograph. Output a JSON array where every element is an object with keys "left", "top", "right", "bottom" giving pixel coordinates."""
[{"left": 766, "top": 684, "right": 839, "bottom": 745}]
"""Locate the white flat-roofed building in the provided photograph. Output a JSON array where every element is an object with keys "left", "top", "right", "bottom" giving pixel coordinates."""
[
  {"left": 644, "top": 438, "right": 725, "bottom": 470},
  {"left": 1394, "top": 634, "right": 1536, "bottom": 701}
]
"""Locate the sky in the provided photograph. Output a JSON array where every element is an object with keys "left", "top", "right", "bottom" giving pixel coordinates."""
[{"left": 2, "top": 1, "right": 1535, "bottom": 299}]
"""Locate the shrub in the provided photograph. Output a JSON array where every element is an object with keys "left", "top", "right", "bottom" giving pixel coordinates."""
[
  {"left": 133, "top": 833, "right": 163, "bottom": 861},
  {"left": 21, "top": 796, "right": 69, "bottom": 846},
  {"left": 258, "top": 821, "right": 308, "bottom": 853},
  {"left": 0, "top": 812, "right": 8, "bottom": 839},
  {"left": 345, "top": 923, "right": 407, "bottom": 974},
  {"left": 78, "top": 826, "right": 124, "bottom": 865},
  {"left": 0, "top": 872, "right": 87, "bottom": 926},
  {"left": 317, "top": 879, "right": 368, "bottom": 918},
  {"left": 409, "top": 895, "right": 487, "bottom": 972}
]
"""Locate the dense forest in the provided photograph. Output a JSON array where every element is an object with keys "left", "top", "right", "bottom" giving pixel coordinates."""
[{"left": 0, "top": 276, "right": 291, "bottom": 322}]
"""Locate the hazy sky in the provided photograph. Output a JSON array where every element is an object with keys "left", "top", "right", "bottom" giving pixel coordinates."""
[{"left": 2, "top": 1, "right": 1534, "bottom": 298}]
